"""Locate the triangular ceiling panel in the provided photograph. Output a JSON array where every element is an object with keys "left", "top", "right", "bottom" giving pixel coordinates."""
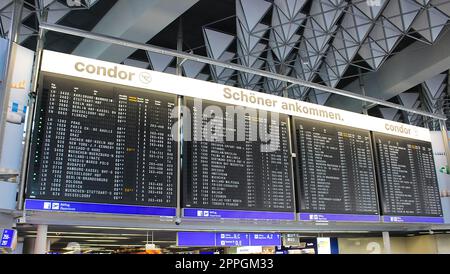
[
  {"left": 147, "top": 52, "right": 174, "bottom": 72},
  {"left": 123, "top": 59, "right": 149, "bottom": 69},
  {"left": 237, "top": 22, "right": 268, "bottom": 52},
  {"left": 384, "top": 0, "right": 422, "bottom": 32},
  {"left": 413, "top": 6, "right": 449, "bottom": 42},
  {"left": 424, "top": 73, "right": 447, "bottom": 97},
  {"left": 315, "top": 91, "right": 331, "bottom": 105},
  {"left": 415, "top": 0, "right": 432, "bottom": 6},
  {"left": 288, "top": 85, "right": 307, "bottom": 99},
  {"left": 355, "top": 0, "right": 388, "bottom": 19},
  {"left": 379, "top": 108, "right": 399, "bottom": 120},
  {"left": 341, "top": 6, "right": 372, "bottom": 43},
  {"left": 321, "top": 0, "right": 346, "bottom": 31},
  {"left": 164, "top": 66, "right": 176, "bottom": 75},
  {"left": 274, "top": 0, "right": 307, "bottom": 19},
  {"left": 236, "top": 0, "right": 272, "bottom": 31},
  {"left": 197, "top": 73, "right": 210, "bottom": 81},
  {"left": 213, "top": 52, "right": 236, "bottom": 77},
  {"left": 203, "top": 28, "right": 235, "bottom": 60},
  {"left": 431, "top": 0, "right": 450, "bottom": 16},
  {"left": 182, "top": 60, "right": 206, "bottom": 79},
  {"left": 398, "top": 92, "right": 420, "bottom": 108}
]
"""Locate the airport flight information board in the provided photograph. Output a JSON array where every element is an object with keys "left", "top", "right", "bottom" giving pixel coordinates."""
[
  {"left": 294, "top": 119, "right": 380, "bottom": 222},
  {"left": 373, "top": 133, "right": 443, "bottom": 223},
  {"left": 182, "top": 99, "right": 295, "bottom": 220},
  {"left": 25, "top": 74, "right": 178, "bottom": 216},
  {"left": 25, "top": 50, "right": 444, "bottom": 224}
]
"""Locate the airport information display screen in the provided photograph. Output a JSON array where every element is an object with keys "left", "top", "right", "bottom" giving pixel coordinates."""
[
  {"left": 182, "top": 99, "right": 295, "bottom": 220},
  {"left": 373, "top": 133, "right": 443, "bottom": 223},
  {"left": 25, "top": 74, "right": 178, "bottom": 216},
  {"left": 25, "top": 50, "right": 443, "bottom": 224},
  {"left": 294, "top": 119, "right": 380, "bottom": 222}
]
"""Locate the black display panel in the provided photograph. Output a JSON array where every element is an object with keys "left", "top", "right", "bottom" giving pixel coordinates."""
[
  {"left": 182, "top": 98, "right": 294, "bottom": 213},
  {"left": 373, "top": 133, "right": 443, "bottom": 217},
  {"left": 293, "top": 118, "right": 379, "bottom": 216},
  {"left": 26, "top": 74, "right": 178, "bottom": 208}
]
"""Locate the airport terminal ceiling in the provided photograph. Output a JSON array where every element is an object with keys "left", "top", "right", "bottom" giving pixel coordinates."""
[{"left": 0, "top": 0, "right": 448, "bottom": 128}]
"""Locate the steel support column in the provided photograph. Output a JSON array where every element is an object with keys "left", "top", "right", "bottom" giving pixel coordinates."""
[
  {"left": 33, "top": 224, "right": 48, "bottom": 254},
  {"left": 382, "top": 231, "right": 391, "bottom": 254},
  {"left": 439, "top": 120, "right": 450, "bottom": 173},
  {"left": 17, "top": 10, "right": 48, "bottom": 210},
  {"left": 0, "top": 0, "right": 24, "bottom": 166},
  {"left": 175, "top": 18, "right": 183, "bottom": 222}
]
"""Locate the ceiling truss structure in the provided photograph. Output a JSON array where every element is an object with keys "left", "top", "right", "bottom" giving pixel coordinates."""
[
  {"left": 0, "top": 0, "right": 99, "bottom": 43},
  {"left": 2, "top": 0, "right": 449, "bottom": 126},
  {"left": 373, "top": 69, "right": 449, "bottom": 128},
  {"left": 119, "top": 0, "right": 450, "bottom": 111}
]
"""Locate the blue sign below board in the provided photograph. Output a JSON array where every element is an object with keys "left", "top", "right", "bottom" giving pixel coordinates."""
[
  {"left": 299, "top": 213, "right": 380, "bottom": 222},
  {"left": 25, "top": 199, "right": 176, "bottom": 217},
  {"left": 383, "top": 216, "right": 444, "bottom": 223},
  {"left": 183, "top": 208, "right": 295, "bottom": 220},
  {"left": 216, "top": 233, "right": 250, "bottom": 247},
  {"left": 250, "top": 233, "right": 282, "bottom": 246},
  {"left": 0, "top": 229, "right": 16, "bottom": 249},
  {"left": 177, "top": 232, "right": 281, "bottom": 247}
]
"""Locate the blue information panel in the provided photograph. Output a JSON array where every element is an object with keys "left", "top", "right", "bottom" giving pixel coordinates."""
[
  {"left": 250, "top": 233, "right": 282, "bottom": 246},
  {"left": 25, "top": 199, "right": 176, "bottom": 216},
  {"left": 216, "top": 233, "right": 250, "bottom": 247},
  {"left": 177, "top": 232, "right": 281, "bottom": 247},
  {"left": 299, "top": 213, "right": 380, "bottom": 222},
  {"left": 383, "top": 216, "right": 444, "bottom": 224},
  {"left": 0, "top": 229, "right": 16, "bottom": 249},
  {"left": 183, "top": 208, "right": 295, "bottom": 220},
  {"left": 177, "top": 232, "right": 216, "bottom": 247}
]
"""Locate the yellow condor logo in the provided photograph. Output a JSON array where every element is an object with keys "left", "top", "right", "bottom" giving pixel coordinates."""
[
  {"left": 384, "top": 123, "right": 411, "bottom": 135},
  {"left": 75, "top": 61, "right": 136, "bottom": 81},
  {"left": 74, "top": 61, "right": 153, "bottom": 85},
  {"left": 11, "top": 80, "right": 26, "bottom": 89}
]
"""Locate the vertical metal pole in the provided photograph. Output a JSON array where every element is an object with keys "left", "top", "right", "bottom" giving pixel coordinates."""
[
  {"left": 176, "top": 17, "right": 183, "bottom": 77},
  {"left": 33, "top": 224, "right": 48, "bottom": 254},
  {"left": 175, "top": 18, "right": 183, "bottom": 221},
  {"left": 176, "top": 95, "right": 183, "bottom": 221},
  {"left": 286, "top": 116, "right": 297, "bottom": 221},
  {"left": 382, "top": 231, "right": 392, "bottom": 254},
  {"left": 283, "top": 82, "right": 298, "bottom": 221},
  {"left": 439, "top": 120, "right": 450, "bottom": 173},
  {"left": 8, "top": 0, "right": 23, "bottom": 43},
  {"left": 17, "top": 10, "right": 48, "bottom": 210},
  {"left": 419, "top": 85, "right": 430, "bottom": 129},
  {"left": 442, "top": 70, "right": 450, "bottom": 172},
  {"left": 0, "top": 0, "right": 24, "bottom": 163},
  {"left": 359, "top": 68, "right": 369, "bottom": 115}
]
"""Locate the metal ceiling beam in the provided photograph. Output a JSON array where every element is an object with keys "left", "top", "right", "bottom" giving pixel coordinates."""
[
  {"left": 39, "top": 22, "right": 446, "bottom": 121},
  {"left": 328, "top": 26, "right": 450, "bottom": 113},
  {"left": 364, "top": 28, "right": 450, "bottom": 100},
  {"left": 71, "top": 0, "right": 198, "bottom": 63}
]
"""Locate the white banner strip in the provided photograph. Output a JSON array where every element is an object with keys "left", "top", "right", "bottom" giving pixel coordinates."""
[{"left": 40, "top": 50, "right": 431, "bottom": 142}]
